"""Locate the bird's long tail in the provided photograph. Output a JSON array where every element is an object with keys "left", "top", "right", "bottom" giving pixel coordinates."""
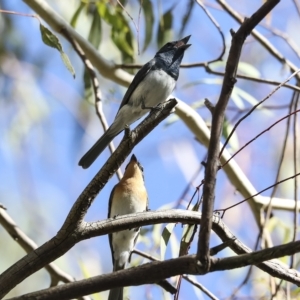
[
  {"left": 108, "top": 286, "right": 123, "bottom": 300},
  {"left": 78, "top": 125, "right": 120, "bottom": 169},
  {"left": 108, "top": 260, "right": 125, "bottom": 300}
]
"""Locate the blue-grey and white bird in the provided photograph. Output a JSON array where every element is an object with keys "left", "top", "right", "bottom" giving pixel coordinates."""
[
  {"left": 107, "top": 154, "right": 148, "bottom": 300},
  {"left": 79, "top": 35, "right": 191, "bottom": 169}
]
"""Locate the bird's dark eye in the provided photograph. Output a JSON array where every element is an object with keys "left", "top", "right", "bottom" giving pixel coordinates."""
[{"left": 138, "top": 163, "right": 144, "bottom": 172}]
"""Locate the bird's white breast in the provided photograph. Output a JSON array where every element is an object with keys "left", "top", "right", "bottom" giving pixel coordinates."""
[
  {"left": 131, "top": 69, "right": 176, "bottom": 109},
  {"left": 114, "top": 69, "right": 176, "bottom": 128}
]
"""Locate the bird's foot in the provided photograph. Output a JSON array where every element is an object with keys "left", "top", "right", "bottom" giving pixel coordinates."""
[
  {"left": 140, "top": 97, "right": 162, "bottom": 111},
  {"left": 141, "top": 98, "right": 153, "bottom": 110},
  {"left": 124, "top": 125, "right": 131, "bottom": 137},
  {"left": 152, "top": 102, "right": 165, "bottom": 111}
]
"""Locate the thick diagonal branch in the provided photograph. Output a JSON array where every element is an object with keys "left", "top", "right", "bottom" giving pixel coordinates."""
[{"left": 0, "top": 99, "right": 177, "bottom": 298}]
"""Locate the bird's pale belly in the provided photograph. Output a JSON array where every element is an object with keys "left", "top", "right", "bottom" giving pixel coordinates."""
[
  {"left": 130, "top": 69, "right": 176, "bottom": 110},
  {"left": 113, "top": 69, "right": 176, "bottom": 128}
]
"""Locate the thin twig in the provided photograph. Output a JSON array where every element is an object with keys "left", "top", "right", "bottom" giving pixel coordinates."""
[
  {"left": 222, "top": 108, "right": 300, "bottom": 168},
  {"left": 0, "top": 8, "right": 40, "bottom": 20},
  {"left": 116, "top": 0, "right": 140, "bottom": 54},
  {"left": 219, "top": 69, "right": 300, "bottom": 160},
  {"left": 292, "top": 93, "right": 299, "bottom": 265},
  {"left": 217, "top": 0, "right": 300, "bottom": 80},
  {"left": 132, "top": 249, "right": 218, "bottom": 300},
  {"left": 175, "top": 161, "right": 204, "bottom": 208},
  {"left": 262, "top": 95, "right": 295, "bottom": 251},
  {"left": 205, "top": 64, "right": 300, "bottom": 93},
  {"left": 229, "top": 265, "right": 253, "bottom": 299},
  {"left": 215, "top": 171, "right": 300, "bottom": 214},
  {"left": 252, "top": 95, "right": 299, "bottom": 300},
  {"left": 260, "top": 22, "right": 300, "bottom": 60},
  {"left": 195, "top": 0, "right": 226, "bottom": 63},
  {"left": 137, "top": 0, "right": 143, "bottom": 54}
]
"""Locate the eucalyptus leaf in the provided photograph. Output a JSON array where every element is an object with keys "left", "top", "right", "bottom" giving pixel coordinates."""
[
  {"left": 60, "top": 52, "right": 75, "bottom": 78},
  {"left": 40, "top": 24, "right": 75, "bottom": 78},
  {"left": 97, "top": 2, "right": 134, "bottom": 62},
  {"left": 40, "top": 24, "right": 62, "bottom": 51},
  {"left": 160, "top": 223, "right": 176, "bottom": 260},
  {"left": 179, "top": 224, "right": 196, "bottom": 256},
  {"left": 157, "top": 8, "right": 173, "bottom": 48},
  {"left": 141, "top": 0, "right": 154, "bottom": 52},
  {"left": 88, "top": 9, "right": 102, "bottom": 48},
  {"left": 70, "top": 2, "right": 85, "bottom": 28}
]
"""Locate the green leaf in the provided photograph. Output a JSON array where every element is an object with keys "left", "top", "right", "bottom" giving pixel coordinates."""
[
  {"left": 160, "top": 223, "right": 176, "bottom": 260},
  {"left": 141, "top": 0, "right": 154, "bottom": 52},
  {"left": 83, "top": 8, "right": 102, "bottom": 102},
  {"left": 179, "top": 224, "right": 196, "bottom": 256},
  {"left": 40, "top": 24, "right": 62, "bottom": 51},
  {"left": 231, "top": 87, "right": 245, "bottom": 109},
  {"left": 39, "top": 24, "right": 75, "bottom": 78},
  {"left": 78, "top": 260, "right": 102, "bottom": 300},
  {"left": 70, "top": 2, "right": 86, "bottom": 28},
  {"left": 157, "top": 8, "right": 173, "bottom": 48},
  {"left": 88, "top": 9, "right": 102, "bottom": 48},
  {"left": 179, "top": 203, "right": 199, "bottom": 257},
  {"left": 97, "top": 1, "right": 114, "bottom": 23},
  {"left": 182, "top": 78, "right": 223, "bottom": 89},
  {"left": 209, "top": 61, "right": 261, "bottom": 78},
  {"left": 291, "top": 287, "right": 300, "bottom": 298},
  {"left": 234, "top": 86, "right": 259, "bottom": 107},
  {"left": 112, "top": 9, "right": 134, "bottom": 61},
  {"left": 232, "top": 86, "right": 271, "bottom": 114},
  {"left": 60, "top": 52, "right": 75, "bottom": 78},
  {"left": 238, "top": 61, "right": 261, "bottom": 77},
  {"left": 83, "top": 68, "right": 93, "bottom": 104},
  {"left": 97, "top": 2, "right": 134, "bottom": 62}
]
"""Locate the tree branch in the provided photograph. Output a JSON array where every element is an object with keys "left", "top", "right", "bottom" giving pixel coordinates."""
[
  {"left": 0, "top": 99, "right": 177, "bottom": 298},
  {"left": 3, "top": 210, "right": 300, "bottom": 299},
  {"left": 197, "top": 0, "right": 280, "bottom": 270},
  {"left": 8, "top": 231, "right": 300, "bottom": 299}
]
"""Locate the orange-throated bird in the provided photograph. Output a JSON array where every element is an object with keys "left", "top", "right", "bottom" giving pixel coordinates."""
[
  {"left": 107, "top": 154, "right": 148, "bottom": 300},
  {"left": 79, "top": 36, "right": 191, "bottom": 169}
]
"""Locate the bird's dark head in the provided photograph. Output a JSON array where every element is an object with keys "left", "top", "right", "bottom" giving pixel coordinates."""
[{"left": 155, "top": 35, "right": 191, "bottom": 79}]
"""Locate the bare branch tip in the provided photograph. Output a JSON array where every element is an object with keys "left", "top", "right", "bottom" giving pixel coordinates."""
[{"left": 204, "top": 98, "right": 215, "bottom": 115}]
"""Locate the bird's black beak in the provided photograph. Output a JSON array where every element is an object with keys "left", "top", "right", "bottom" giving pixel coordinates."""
[
  {"left": 175, "top": 35, "right": 191, "bottom": 50},
  {"left": 130, "top": 154, "right": 144, "bottom": 173},
  {"left": 130, "top": 154, "right": 137, "bottom": 162}
]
